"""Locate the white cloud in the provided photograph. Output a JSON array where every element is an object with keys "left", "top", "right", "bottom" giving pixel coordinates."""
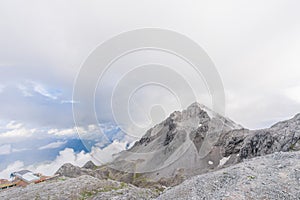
[
  {"left": 17, "top": 81, "right": 60, "bottom": 100},
  {"left": 98, "top": 123, "right": 119, "bottom": 133},
  {"left": 0, "top": 121, "right": 119, "bottom": 146},
  {"left": 47, "top": 125, "right": 93, "bottom": 137},
  {"left": 61, "top": 100, "right": 80, "bottom": 104},
  {"left": 6, "top": 121, "right": 23, "bottom": 129},
  {"left": 0, "top": 144, "right": 28, "bottom": 155},
  {"left": 285, "top": 86, "right": 300, "bottom": 103},
  {"left": 0, "top": 84, "right": 5, "bottom": 93},
  {"left": 17, "top": 84, "right": 33, "bottom": 97},
  {"left": 11, "top": 147, "right": 29, "bottom": 153},
  {"left": 0, "top": 161, "right": 25, "bottom": 180},
  {"left": 0, "top": 0, "right": 299, "bottom": 131},
  {"left": 38, "top": 141, "right": 67, "bottom": 150},
  {"left": 47, "top": 123, "right": 120, "bottom": 141},
  {"left": 92, "top": 140, "right": 128, "bottom": 163},
  {"left": 0, "top": 144, "right": 12, "bottom": 155},
  {"left": 48, "top": 128, "right": 77, "bottom": 137},
  {"left": 33, "top": 82, "right": 58, "bottom": 100},
  {"left": 0, "top": 140, "right": 128, "bottom": 179},
  {"left": 0, "top": 121, "right": 38, "bottom": 145},
  {"left": 0, "top": 127, "right": 36, "bottom": 139}
]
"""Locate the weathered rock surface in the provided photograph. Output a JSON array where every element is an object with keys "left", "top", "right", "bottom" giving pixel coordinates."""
[
  {"left": 216, "top": 113, "right": 300, "bottom": 166},
  {"left": 83, "top": 161, "right": 97, "bottom": 170},
  {"left": 156, "top": 151, "right": 300, "bottom": 200},
  {"left": 55, "top": 163, "right": 84, "bottom": 178},
  {"left": 0, "top": 175, "right": 159, "bottom": 200}
]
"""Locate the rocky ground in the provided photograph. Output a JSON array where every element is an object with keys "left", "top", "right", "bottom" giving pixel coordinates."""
[
  {"left": 1, "top": 151, "right": 299, "bottom": 199},
  {"left": 156, "top": 151, "right": 300, "bottom": 200},
  {"left": 0, "top": 175, "right": 160, "bottom": 200}
]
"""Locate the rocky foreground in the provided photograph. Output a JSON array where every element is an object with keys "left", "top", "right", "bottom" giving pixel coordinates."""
[
  {"left": 157, "top": 151, "right": 300, "bottom": 200},
  {"left": 0, "top": 175, "right": 160, "bottom": 200}
]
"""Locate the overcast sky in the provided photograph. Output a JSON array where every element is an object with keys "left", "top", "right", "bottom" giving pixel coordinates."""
[
  {"left": 0, "top": 0, "right": 300, "bottom": 179},
  {"left": 0, "top": 0, "right": 300, "bottom": 133}
]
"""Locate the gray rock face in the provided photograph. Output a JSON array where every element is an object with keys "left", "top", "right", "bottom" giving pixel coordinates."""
[
  {"left": 55, "top": 163, "right": 87, "bottom": 178},
  {"left": 216, "top": 113, "right": 300, "bottom": 165},
  {"left": 83, "top": 161, "right": 97, "bottom": 170},
  {"left": 55, "top": 163, "right": 115, "bottom": 181},
  {"left": 156, "top": 151, "right": 300, "bottom": 200},
  {"left": 240, "top": 130, "right": 283, "bottom": 159},
  {"left": 55, "top": 163, "right": 84, "bottom": 178}
]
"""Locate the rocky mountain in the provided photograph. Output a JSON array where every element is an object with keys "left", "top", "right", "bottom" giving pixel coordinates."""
[
  {"left": 107, "top": 102, "right": 300, "bottom": 185},
  {"left": 1, "top": 102, "right": 300, "bottom": 199},
  {"left": 109, "top": 103, "right": 243, "bottom": 180},
  {"left": 56, "top": 102, "right": 300, "bottom": 187}
]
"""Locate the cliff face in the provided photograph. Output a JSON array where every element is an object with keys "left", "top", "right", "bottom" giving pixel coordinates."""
[{"left": 216, "top": 113, "right": 300, "bottom": 164}]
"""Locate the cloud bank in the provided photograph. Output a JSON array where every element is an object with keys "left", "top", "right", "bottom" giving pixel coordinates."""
[{"left": 0, "top": 140, "right": 129, "bottom": 179}]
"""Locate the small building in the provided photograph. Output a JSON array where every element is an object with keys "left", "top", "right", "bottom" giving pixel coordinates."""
[
  {"left": 1, "top": 170, "right": 58, "bottom": 189},
  {"left": 10, "top": 170, "right": 40, "bottom": 186}
]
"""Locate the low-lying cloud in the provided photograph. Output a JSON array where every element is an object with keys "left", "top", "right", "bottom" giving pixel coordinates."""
[
  {"left": 38, "top": 141, "right": 67, "bottom": 150},
  {"left": 0, "top": 140, "right": 129, "bottom": 179}
]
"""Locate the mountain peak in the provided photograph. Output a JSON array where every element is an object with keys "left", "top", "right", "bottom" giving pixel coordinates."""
[
  {"left": 109, "top": 102, "right": 300, "bottom": 184},
  {"left": 110, "top": 102, "right": 243, "bottom": 176},
  {"left": 82, "top": 161, "right": 97, "bottom": 170},
  {"left": 55, "top": 163, "right": 82, "bottom": 178}
]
